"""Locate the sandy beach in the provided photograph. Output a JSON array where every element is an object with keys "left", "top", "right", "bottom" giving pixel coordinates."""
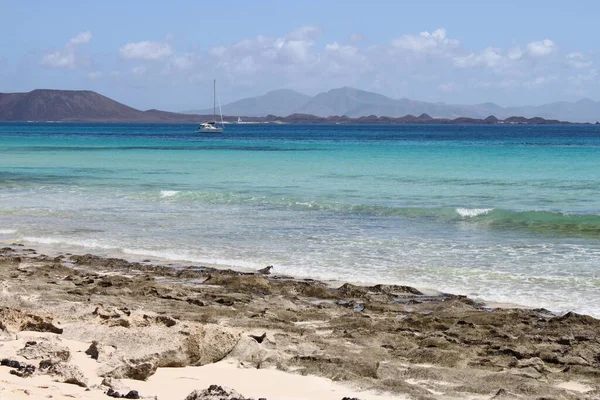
[{"left": 0, "top": 244, "right": 599, "bottom": 400}]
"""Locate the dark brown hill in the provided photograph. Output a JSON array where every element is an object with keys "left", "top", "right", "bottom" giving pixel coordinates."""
[{"left": 0, "top": 89, "right": 151, "bottom": 121}]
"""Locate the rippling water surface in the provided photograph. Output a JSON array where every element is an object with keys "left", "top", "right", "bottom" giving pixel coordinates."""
[{"left": 1, "top": 122, "right": 599, "bottom": 316}]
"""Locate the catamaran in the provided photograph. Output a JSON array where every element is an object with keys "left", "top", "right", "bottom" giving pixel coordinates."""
[{"left": 198, "top": 79, "right": 224, "bottom": 133}]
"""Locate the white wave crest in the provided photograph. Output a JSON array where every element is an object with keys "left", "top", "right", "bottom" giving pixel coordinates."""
[
  {"left": 456, "top": 208, "right": 494, "bottom": 218},
  {"left": 0, "top": 229, "right": 17, "bottom": 234},
  {"left": 160, "top": 190, "right": 180, "bottom": 198},
  {"left": 22, "top": 236, "right": 117, "bottom": 250},
  {"left": 122, "top": 247, "right": 263, "bottom": 270}
]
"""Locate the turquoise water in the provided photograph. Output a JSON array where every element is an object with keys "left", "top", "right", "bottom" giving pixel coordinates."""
[{"left": 1, "top": 122, "right": 600, "bottom": 316}]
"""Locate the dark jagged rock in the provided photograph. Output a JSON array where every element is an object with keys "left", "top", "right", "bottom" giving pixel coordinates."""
[
  {"left": 249, "top": 332, "right": 267, "bottom": 344},
  {"left": 1, "top": 358, "right": 22, "bottom": 368},
  {"left": 9, "top": 364, "right": 36, "bottom": 377},
  {"left": 105, "top": 388, "right": 141, "bottom": 399},
  {"left": 256, "top": 265, "right": 273, "bottom": 275},
  {"left": 184, "top": 384, "right": 255, "bottom": 400},
  {"left": 85, "top": 341, "right": 101, "bottom": 360},
  {"left": 2, "top": 359, "right": 36, "bottom": 377}
]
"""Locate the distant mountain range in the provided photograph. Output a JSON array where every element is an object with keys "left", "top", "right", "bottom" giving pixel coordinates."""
[
  {"left": 186, "top": 86, "right": 600, "bottom": 123},
  {"left": 0, "top": 88, "right": 590, "bottom": 124}
]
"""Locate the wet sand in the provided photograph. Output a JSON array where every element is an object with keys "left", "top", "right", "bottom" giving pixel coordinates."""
[{"left": 0, "top": 244, "right": 599, "bottom": 399}]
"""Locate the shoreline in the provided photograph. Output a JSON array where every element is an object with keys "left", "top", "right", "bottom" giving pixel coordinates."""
[
  {"left": 9, "top": 238, "right": 534, "bottom": 315},
  {"left": 1, "top": 243, "right": 599, "bottom": 399}
]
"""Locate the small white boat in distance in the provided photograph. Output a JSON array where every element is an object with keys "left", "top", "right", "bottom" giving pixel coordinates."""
[
  {"left": 198, "top": 121, "right": 223, "bottom": 133},
  {"left": 198, "top": 79, "right": 224, "bottom": 134}
]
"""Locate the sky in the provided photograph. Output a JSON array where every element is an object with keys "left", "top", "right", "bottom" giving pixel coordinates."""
[{"left": 1, "top": 0, "right": 599, "bottom": 111}]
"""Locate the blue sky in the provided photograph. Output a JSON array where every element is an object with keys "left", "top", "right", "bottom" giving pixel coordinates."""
[{"left": 1, "top": 0, "right": 599, "bottom": 111}]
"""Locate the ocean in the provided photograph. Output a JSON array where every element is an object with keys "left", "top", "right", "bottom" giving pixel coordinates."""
[{"left": 1, "top": 122, "right": 599, "bottom": 316}]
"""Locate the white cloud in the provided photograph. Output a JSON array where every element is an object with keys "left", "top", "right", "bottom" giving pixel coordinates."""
[
  {"left": 41, "top": 31, "right": 92, "bottom": 69},
  {"left": 474, "top": 79, "right": 519, "bottom": 89},
  {"left": 507, "top": 46, "right": 524, "bottom": 61},
  {"left": 287, "top": 25, "right": 321, "bottom": 41},
  {"left": 42, "top": 51, "right": 77, "bottom": 69},
  {"left": 87, "top": 71, "right": 102, "bottom": 80},
  {"left": 452, "top": 38, "right": 559, "bottom": 77},
  {"left": 524, "top": 75, "right": 557, "bottom": 87},
  {"left": 210, "top": 46, "right": 227, "bottom": 58},
  {"left": 208, "top": 25, "right": 322, "bottom": 72},
  {"left": 453, "top": 47, "right": 503, "bottom": 68},
  {"left": 119, "top": 41, "right": 173, "bottom": 61},
  {"left": 569, "top": 69, "right": 598, "bottom": 85},
  {"left": 274, "top": 37, "right": 314, "bottom": 64},
  {"left": 438, "top": 82, "right": 461, "bottom": 93},
  {"left": 566, "top": 52, "right": 592, "bottom": 69},
  {"left": 68, "top": 31, "right": 92, "bottom": 46},
  {"left": 391, "top": 28, "right": 459, "bottom": 55},
  {"left": 323, "top": 42, "right": 368, "bottom": 75},
  {"left": 526, "top": 39, "right": 556, "bottom": 57},
  {"left": 325, "top": 42, "right": 359, "bottom": 58},
  {"left": 169, "top": 54, "right": 195, "bottom": 71}
]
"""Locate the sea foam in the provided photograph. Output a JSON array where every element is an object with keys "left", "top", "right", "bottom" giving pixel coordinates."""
[
  {"left": 456, "top": 208, "right": 494, "bottom": 218},
  {"left": 160, "top": 190, "right": 180, "bottom": 198},
  {"left": 22, "top": 236, "right": 116, "bottom": 250},
  {"left": 0, "top": 229, "right": 17, "bottom": 234},
  {"left": 122, "top": 247, "right": 263, "bottom": 270}
]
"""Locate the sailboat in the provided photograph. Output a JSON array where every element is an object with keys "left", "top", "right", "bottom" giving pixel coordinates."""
[{"left": 198, "top": 79, "right": 224, "bottom": 133}]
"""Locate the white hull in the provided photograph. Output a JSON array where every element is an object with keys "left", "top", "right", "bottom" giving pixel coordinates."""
[{"left": 198, "top": 126, "right": 223, "bottom": 133}]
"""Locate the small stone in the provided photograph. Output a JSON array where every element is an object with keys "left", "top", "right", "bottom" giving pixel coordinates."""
[{"left": 48, "top": 363, "right": 88, "bottom": 387}]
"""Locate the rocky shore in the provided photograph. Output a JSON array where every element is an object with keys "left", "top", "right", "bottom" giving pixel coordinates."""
[{"left": 0, "top": 244, "right": 599, "bottom": 399}]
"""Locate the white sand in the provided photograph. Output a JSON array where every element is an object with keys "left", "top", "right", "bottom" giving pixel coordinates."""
[{"left": 0, "top": 331, "right": 405, "bottom": 400}]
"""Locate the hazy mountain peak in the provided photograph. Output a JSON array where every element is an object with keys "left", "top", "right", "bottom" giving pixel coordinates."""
[
  {"left": 185, "top": 87, "right": 310, "bottom": 117},
  {"left": 264, "top": 88, "right": 306, "bottom": 96},
  {"left": 576, "top": 98, "right": 597, "bottom": 105},
  {"left": 477, "top": 102, "right": 501, "bottom": 107}
]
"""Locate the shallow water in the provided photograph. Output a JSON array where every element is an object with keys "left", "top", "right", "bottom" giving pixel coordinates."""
[{"left": 1, "top": 122, "right": 600, "bottom": 316}]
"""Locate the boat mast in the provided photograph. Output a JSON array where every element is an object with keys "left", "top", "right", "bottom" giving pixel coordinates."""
[{"left": 213, "top": 79, "right": 216, "bottom": 120}]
